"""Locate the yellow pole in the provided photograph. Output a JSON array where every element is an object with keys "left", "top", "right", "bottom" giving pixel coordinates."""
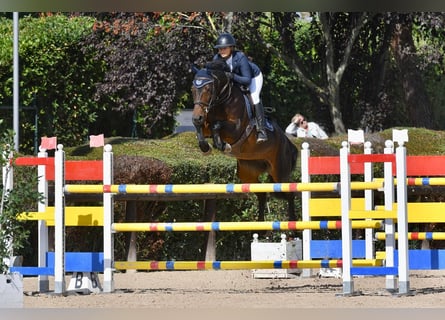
[{"left": 112, "top": 220, "right": 382, "bottom": 232}]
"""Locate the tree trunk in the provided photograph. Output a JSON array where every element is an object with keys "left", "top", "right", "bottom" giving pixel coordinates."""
[{"left": 390, "top": 18, "right": 436, "bottom": 129}]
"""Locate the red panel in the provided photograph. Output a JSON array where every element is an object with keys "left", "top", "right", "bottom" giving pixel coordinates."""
[
  {"left": 45, "top": 160, "right": 103, "bottom": 181},
  {"left": 348, "top": 154, "right": 395, "bottom": 164},
  {"left": 14, "top": 157, "right": 54, "bottom": 166},
  {"left": 308, "top": 156, "right": 364, "bottom": 175},
  {"left": 406, "top": 156, "right": 445, "bottom": 176},
  {"left": 308, "top": 157, "right": 339, "bottom": 174},
  {"left": 65, "top": 161, "right": 103, "bottom": 181}
]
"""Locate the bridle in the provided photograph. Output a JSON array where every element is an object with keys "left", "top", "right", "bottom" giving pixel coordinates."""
[{"left": 193, "top": 70, "right": 232, "bottom": 114}]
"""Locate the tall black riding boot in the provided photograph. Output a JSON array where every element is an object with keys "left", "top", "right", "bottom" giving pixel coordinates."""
[{"left": 254, "top": 102, "right": 268, "bottom": 144}]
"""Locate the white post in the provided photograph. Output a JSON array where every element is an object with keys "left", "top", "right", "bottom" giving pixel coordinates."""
[
  {"left": 54, "top": 144, "right": 65, "bottom": 294},
  {"left": 340, "top": 141, "right": 353, "bottom": 294},
  {"left": 300, "top": 142, "right": 312, "bottom": 278},
  {"left": 384, "top": 140, "right": 397, "bottom": 291},
  {"left": 396, "top": 141, "right": 409, "bottom": 294},
  {"left": 363, "top": 141, "right": 374, "bottom": 260},
  {"left": 103, "top": 144, "right": 114, "bottom": 293},
  {"left": 37, "top": 147, "right": 49, "bottom": 292}
]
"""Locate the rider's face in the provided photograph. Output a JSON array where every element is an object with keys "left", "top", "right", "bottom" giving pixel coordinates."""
[{"left": 218, "top": 46, "right": 232, "bottom": 59}]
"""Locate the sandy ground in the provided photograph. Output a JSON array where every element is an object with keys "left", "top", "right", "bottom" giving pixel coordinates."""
[{"left": 21, "top": 269, "right": 445, "bottom": 309}]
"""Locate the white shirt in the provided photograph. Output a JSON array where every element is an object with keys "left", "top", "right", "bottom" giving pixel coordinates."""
[{"left": 285, "top": 122, "right": 329, "bottom": 139}]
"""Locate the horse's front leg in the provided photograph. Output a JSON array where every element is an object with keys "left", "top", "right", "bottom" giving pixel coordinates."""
[
  {"left": 211, "top": 121, "right": 232, "bottom": 153},
  {"left": 193, "top": 124, "right": 212, "bottom": 154}
]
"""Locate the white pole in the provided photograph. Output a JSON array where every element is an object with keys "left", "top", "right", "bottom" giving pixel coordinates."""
[
  {"left": 396, "top": 141, "right": 410, "bottom": 294},
  {"left": 363, "top": 141, "right": 374, "bottom": 260},
  {"left": 300, "top": 142, "right": 312, "bottom": 278},
  {"left": 54, "top": 144, "right": 65, "bottom": 294},
  {"left": 384, "top": 140, "right": 397, "bottom": 290},
  {"left": 13, "top": 12, "right": 19, "bottom": 151},
  {"left": 37, "top": 147, "right": 49, "bottom": 292},
  {"left": 103, "top": 144, "right": 114, "bottom": 292},
  {"left": 340, "top": 141, "right": 353, "bottom": 294}
]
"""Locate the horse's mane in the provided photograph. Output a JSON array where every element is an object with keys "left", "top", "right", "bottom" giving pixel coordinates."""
[{"left": 205, "top": 60, "right": 230, "bottom": 73}]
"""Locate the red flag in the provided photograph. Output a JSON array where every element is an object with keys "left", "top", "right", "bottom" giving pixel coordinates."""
[
  {"left": 40, "top": 136, "right": 57, "bottom": 150},
  {"left": 89, "top": 134, "right": 104, "bottom": 148}
]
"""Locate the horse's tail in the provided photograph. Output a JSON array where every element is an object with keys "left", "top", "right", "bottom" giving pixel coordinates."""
[
  {"left": 272, "top": 119, "right": 298, "bottom": 175},
  {"left": 289, "top": 140, "right": 298, "bottom": 172}
]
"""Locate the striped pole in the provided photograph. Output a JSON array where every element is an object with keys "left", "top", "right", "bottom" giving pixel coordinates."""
[
  {"left": 64, "top": 181, "right": 384, "bottom": 195},
  {"left": 114, "top": 258, "right": 382, "bottom": 271},
  {"left": 375, "top": 232, "right": 445, "bottom": 241},
  {"left": 112, "top": 220, "right": 382, "bottom": 232},
  {"left": 374, "top": 177, "right": 445, "bottom": 186}
]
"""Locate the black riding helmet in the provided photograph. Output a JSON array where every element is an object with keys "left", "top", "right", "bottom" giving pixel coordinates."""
[{"left": 214, "top": 33, "right": 236, "bottom": 48}]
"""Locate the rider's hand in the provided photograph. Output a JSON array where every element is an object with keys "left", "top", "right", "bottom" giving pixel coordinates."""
[{"left": 225, "top": 72, "right": 234, "bottom": 80}]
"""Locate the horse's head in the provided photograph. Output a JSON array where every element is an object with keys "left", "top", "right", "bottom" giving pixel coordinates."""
[
  {"left": 191, "top": 62, "right": 232, "bottom": 153},
  {"left": 191, "top": 61, "right": 231, "bottom": 125}
]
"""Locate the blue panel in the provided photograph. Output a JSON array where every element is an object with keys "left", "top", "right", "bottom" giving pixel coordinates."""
[
  {"left": 394, "top": 249, "right": 445, "bottom": 270},
  {"left": 9, "top": 267, "right": 54, "bottom": 275},
  {"left": 46, "top": 252, "right": 104, "bottom": 272},
  {"left": 310, "top": 240, "right": 366, "bottom": 259},
  {"left": 351, "top": 267, "right": 398, "bottom": 276}
]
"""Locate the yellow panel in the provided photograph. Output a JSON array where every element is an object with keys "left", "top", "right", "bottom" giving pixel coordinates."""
[
  {"left": 375, "top": 202, "right": 445, "bottom": 223},
  {"left": 18, "top": 206, "right": 103, "bottom": 226},
  {"left": 349, "top": 210, "right": 397, "bottom": 219},
  {"left": 309, "top": 198, "right": 366, "bottom": 217}
]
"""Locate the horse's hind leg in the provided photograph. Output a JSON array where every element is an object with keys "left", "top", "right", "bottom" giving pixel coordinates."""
[
  {"left": 266, "top": 133, "right": 298, "bottom": 221},
  {"left": 237, "top": 160, "right": 268, "bottom": 221},
  {"left": 255, "top": 192, "right": 267, "bottom": 222}
]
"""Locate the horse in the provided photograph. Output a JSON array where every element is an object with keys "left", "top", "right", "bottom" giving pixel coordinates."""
[{"left": 191, "top": 60, "right": 298, "bottom": 222}]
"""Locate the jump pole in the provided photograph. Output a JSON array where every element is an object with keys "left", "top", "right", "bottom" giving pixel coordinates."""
[
  {"left": 103, "top": 144, "right": 114, "bottom": 293},
  {"left": 64, "top": 181, "right": 383, "bottom": 195},
  {"left": 37, "top": 147, "right": 49, "bottom": 292},
  {"left": 300, "top": 142, "right": 312, "bottom": 278},
  {"left": 340, "top": 141, "right": 353, "bottom": 295},
  {"left": 395, "top": 131, "right": 410, "bottom": 295},
  {"left": 383, "top": 140, "right": 397, "bottom": 291},
  {"left": 112, "top": 220, "right": 383, "bottom": 232},
  {"left": 363, "top": 141, "right": 375, "bottom": 260},
  {"left": 54, "top": 144, "right": 65, "bottom": 294},
  {"left": 114, "top": 258, "right": 382, "bottom": 271}
]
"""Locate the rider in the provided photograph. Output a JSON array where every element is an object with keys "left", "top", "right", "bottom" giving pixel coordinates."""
[{"left": 212, "top": 33, "right": 268, "bottom": 144}]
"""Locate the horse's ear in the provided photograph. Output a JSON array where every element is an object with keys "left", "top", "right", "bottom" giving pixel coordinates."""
[
  {"left": 190, "top": 63, "right": 200, "bottom": 74},
  {"left": 204, "top": 61, "right": 215, "bottom": 70}
]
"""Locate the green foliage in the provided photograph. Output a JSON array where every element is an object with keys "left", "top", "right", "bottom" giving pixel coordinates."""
[
  {"left": 0, "top": 130, "right": 42, "bottom": 273},
  {"left": 0, "top": 14, "right": 104, "bottom": 153},
  {"left": 82, "top": 13, "right": 214, "bottom": 139}
]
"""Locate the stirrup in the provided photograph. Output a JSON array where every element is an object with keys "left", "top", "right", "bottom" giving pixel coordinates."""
[{"left": 256, "top": 131, "right": 268, "bottom": 144}]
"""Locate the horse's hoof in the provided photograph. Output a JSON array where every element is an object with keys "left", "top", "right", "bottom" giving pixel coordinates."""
[
  {"left": 224, "top": 143, "right": 232, "bottom": 153},
  {"left": 202, "top": 149, "right": 212, "bottom": 156}
]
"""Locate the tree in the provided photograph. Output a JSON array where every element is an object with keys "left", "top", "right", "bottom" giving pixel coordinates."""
[
  {"left": 82, "top": 12, "right": 216, "bottom": 138},
  {"left": 252, "top": 12, "right": 369, "bottom": 135},
  {"left": 390, "top": 13, "right": 437, "bottom": 129},
  {"left": 0, "top": 13, "right": 103, "bottom": 153}
]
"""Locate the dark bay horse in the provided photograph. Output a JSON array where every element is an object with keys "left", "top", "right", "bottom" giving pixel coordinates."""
[{"left": 191, "top": 60, "right": 298, "bottom": 221}]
